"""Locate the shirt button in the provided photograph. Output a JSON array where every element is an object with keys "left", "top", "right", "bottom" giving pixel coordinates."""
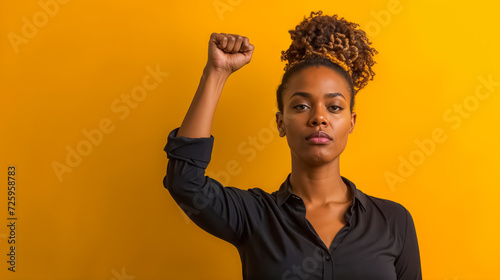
[{"left": 325, "top": 255, "right": 331, "bottom": 261}]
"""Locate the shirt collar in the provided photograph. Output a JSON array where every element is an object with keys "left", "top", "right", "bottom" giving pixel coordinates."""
[{"left": 274, "top": 173, "right": 367, "bottom": 211}]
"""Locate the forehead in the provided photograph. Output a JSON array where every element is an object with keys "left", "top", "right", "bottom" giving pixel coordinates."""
[{"left": 284, "top": 65, "right": 351, "bottom": 100}]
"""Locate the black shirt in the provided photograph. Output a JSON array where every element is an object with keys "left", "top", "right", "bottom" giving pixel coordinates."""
[{"left": 163, "top": 127, "right": 422, "bottom": 280}]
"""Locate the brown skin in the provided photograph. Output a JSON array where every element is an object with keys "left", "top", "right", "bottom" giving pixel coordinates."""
[
  {"left": 276, "top": 65, "right": 357, "bottom": 248},
  {"left": 176, "top": 33, "right": 254, "bottom": 138},
  {"left": 178, "top": 32, "right": 355, "bottom": 249}
]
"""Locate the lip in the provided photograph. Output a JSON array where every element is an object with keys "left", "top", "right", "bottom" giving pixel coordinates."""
[{"left": 306, "top": 131, "right": 332, "bottom": 144}]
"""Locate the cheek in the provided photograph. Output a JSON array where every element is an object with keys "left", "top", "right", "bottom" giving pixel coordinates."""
[
  {"left": 328, "top": 117, "right": 352, "bottom": 140},
  {"left": 283, "top": 118, "right": 305, "bottom": 136},
  {"left": 282, "top": 121, "right": 305, "bottom": 146},
  {"left": 282, "top": 111, "right": 296, "bottom": 124}
]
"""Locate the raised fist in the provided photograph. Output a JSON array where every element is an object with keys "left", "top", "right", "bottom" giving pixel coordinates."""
[{"left": 205, "top": 33, "right": 255, "bottom": 75}]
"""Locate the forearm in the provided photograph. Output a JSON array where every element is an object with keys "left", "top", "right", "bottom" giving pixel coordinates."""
[{"left": 176, "top": 67, "right": 230, "bottom": 138}]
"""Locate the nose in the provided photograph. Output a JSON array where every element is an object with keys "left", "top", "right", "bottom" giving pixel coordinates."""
[{"left": 308, "top": 106, "right": 328, "bottom": 127}]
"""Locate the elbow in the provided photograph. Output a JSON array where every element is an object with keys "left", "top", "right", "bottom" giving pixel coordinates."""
[{"left": 163, "top": 159, "right": 206, "bottom": 198}]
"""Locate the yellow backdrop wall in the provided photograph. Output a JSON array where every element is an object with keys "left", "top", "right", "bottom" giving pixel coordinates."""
[{"left": 1, "top": 0, "right": 499, "bottom": 279}]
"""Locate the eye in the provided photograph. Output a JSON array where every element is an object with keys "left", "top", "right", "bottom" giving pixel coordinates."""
[
  {"left": 293, "top": 104, "right": 309, "bottom": 111},
  {"left": 328, "top": 105, "right": 344, "bottom": 112}
]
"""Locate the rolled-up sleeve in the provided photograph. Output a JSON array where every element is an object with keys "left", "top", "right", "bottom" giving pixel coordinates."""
[{"left": 163, "top": 127, "right": 261, "bottom": 246}]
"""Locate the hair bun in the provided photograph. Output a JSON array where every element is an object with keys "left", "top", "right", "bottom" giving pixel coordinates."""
[{"left": 281, "top": 10, "right": 378, "bottom": 93}]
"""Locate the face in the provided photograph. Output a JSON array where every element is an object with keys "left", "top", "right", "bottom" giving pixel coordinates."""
[{"left": 276, "top": 65, "right": 356, "bottom": 166}]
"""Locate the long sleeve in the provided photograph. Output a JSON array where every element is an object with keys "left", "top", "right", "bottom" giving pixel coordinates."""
[
  {"left": 394, "top": 207, "right": 423, "bottom": 280},
  {"left": 162, "top": 127, "right": 264, "bottom": 247}
]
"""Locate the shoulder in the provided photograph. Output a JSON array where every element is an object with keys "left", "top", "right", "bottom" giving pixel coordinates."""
[
  {"left": 221, "top": 185, "right": 276, "bottom": 203},
  {"left": 359, "top": 190, "right": 412, "bottom": 224},
  {"left": 223, "top": 185, "right": 272, "bottom": 196}
]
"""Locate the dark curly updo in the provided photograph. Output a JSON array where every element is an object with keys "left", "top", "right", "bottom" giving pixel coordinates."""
[{"left": 277, "top": 10, "right": 378, "bottom": 113}]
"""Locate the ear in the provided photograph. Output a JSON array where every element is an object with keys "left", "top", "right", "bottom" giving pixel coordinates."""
[
  {"left": 349, "top": 111, "right": 356, "bottom": 134},
  {"left": 276, "top": 112, "right": 286, "bottom": 137}
]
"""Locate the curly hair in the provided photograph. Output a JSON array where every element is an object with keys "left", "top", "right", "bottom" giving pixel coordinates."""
[{"left": 277, "top": 10, "right": 378, "bottom": 113}]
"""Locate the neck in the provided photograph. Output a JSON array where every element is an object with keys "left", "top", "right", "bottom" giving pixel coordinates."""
[{"left": 289, "top": 154, "right": 350, "bottom": 206}]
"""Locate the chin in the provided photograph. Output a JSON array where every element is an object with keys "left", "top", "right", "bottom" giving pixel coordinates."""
[
  {"left": 293, "top": 150, "right": 340, "bottom": 166},
  {"left": 307, "top": 155, "right": 338, "bottom": 166}
]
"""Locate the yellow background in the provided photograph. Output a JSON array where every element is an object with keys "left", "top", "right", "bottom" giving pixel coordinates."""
[{"left": 1, "top": 0, "right": 499, "bottom": 279}]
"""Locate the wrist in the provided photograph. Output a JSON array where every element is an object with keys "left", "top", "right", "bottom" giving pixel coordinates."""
[{"left": 203, "top": 66, "right": 231, "bottom": 80}]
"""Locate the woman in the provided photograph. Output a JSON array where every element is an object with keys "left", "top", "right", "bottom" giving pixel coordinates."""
[{"left": 163, "top": 10, "right": 422, "bottom": 280}]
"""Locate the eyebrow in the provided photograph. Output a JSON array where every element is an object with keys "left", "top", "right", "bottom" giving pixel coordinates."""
[{"left": 289, "top": 91, "right": 346, "bottom": 100}]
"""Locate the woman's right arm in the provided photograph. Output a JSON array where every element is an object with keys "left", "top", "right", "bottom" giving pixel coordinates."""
[
  {"left": 164, "top": 33, "right": 260, "bottom": 246},
  {"left": 176, "top": 32, "right": 254, "bottom": 138}
]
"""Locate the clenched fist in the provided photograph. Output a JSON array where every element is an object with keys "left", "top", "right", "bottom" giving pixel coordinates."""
[{"left": 205, "top": 33, "right": 255, "bottom": 76}]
